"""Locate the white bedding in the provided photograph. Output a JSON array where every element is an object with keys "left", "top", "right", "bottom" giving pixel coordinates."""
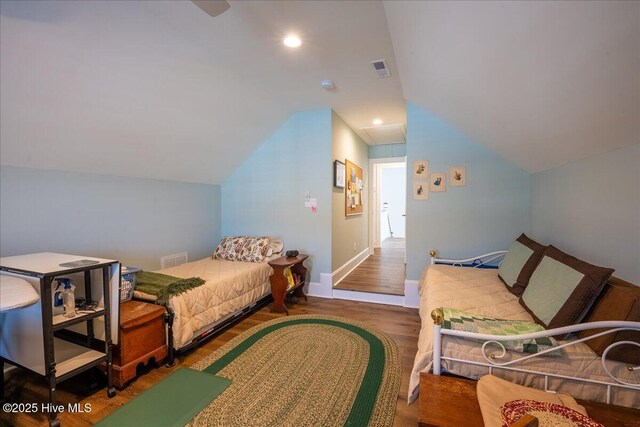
[
  {"left": 409, "top": 264, "right": 639, "bottom": 407},
  {"left": 134, "top": 257, "right": 272, "bottom": 349}
]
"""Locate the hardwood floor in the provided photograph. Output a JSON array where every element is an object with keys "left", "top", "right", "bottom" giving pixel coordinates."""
[
  {"left": 335, "top": 238, "right": 406, "bottom": 295},
  {"left": 1, "top": 298, "right": 421, "bottom": 427}
]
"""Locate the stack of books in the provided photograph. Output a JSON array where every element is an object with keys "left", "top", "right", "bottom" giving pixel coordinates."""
[{"left": 284, "top": 268, "right": 302, "bottom": 291}]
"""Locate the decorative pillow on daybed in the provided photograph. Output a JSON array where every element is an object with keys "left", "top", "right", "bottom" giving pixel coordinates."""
[
  {"left": 578, "top": 277, "right": 640, "bottom": 365},
  {"left": 498, "top": 234, "right": 547, "bottom": 296},
  {"left": 212, "top": 236, "right": 272, "bottom": 262},
  {"left": 442, "top": 308, "right": 561, "bottom": 356},
  {"left": 519, "top": 246, "right": 614, "bottom": 337}
]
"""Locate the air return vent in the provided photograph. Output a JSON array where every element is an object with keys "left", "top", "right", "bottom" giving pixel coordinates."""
[
  {"left": 161, "top": 252, "right": 188, "bottom": 269},
  {"left": 371, "top": 59, "right": 390, "bottom": 78}
]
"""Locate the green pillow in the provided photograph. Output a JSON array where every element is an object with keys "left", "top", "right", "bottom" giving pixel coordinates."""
[
  {"left": 498, "top": 234, "right": 547, "bottom": 296},
  {"left": 442, "top": 307, "right": 561, "bottom": 356},
  {"left": 520, "top": 246, "right": 614, "bottom": 336}
]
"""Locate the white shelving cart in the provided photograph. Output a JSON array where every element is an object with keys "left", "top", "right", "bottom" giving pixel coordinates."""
[{"left": 0, "top": 252, "right": 120, "bottom": 427}]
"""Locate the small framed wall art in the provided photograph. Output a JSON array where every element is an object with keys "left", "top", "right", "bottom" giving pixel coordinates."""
[
  {"left": 430, "top": 172, "right": 446, "bottom": 192},
  {"left": 449, "top": 166, "right": 466, "bottom": 186},
  {"left": 413, "top": 160, "right": 429, "bottom": 180},
  {"left": 334, "top": 160, "right": 346, "bottom": 188},
  {"left": 413, "top": 182, "right": 428, "bottom": 200}
]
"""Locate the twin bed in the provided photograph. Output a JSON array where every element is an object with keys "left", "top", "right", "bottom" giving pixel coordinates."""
[
  {"left": 134, "top": 237, "right": 283, "bottom": 363},
  {"left": 410, "top": 243, "right": 640, "bottom": 409}
]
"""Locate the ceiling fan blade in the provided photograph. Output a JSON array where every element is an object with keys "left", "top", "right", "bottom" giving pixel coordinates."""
[{"left": 191, "top": 0, "right": 230, "bottom": 18}]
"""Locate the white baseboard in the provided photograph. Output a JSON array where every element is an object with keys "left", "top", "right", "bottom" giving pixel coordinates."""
[
  {"left": 403, "top": 280, "right": 420, "bottom": 308},
  {"left": 332, "top": 289, "right": 405, "bottom": 306},
  {"left": 306, "top": 273, "right": 333, "bottom": 299},
  {"left": 332, "top": 248, "right": 370, "bottom": 286},
  {"left": 305, "top": 272, "right": 420, "bottom": 310}
]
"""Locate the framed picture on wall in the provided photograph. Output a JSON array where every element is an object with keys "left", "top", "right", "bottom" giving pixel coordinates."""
[
  {"left": 449, "top": 166, "right": 466, "bottom": 186},
  {"left": 430, "top": 172, "right": 446, "bottom": 192},
  {"left": 413, "top": 160, "right": 429, "bottom": 180},
  {"left": 413, "top": 182, "right": 428, "bottom": 200},
  {"left": 334, "top": 160, "right": 346, "bottom": 188}
]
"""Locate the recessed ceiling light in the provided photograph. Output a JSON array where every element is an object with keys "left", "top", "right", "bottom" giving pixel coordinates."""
[
  {"left": 372, "top": 118, "right": 383, "bottom": 125},
  {"left": 283, "top": 34, "right": 302, "bottom": 48}
]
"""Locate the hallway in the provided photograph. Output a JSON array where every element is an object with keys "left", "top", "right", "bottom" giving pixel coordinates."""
[{"left": 334, "top": 238, "right": 406, "bottom": 295}]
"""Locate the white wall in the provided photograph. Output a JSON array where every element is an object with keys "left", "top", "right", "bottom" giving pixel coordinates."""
[
  {"left": 380, "top": 165, "right": 406, "bottom": 239},
  {"left": 0, "top": 166, "right": 222, "bottom": 270},
  {"left": 531, "top": 144, "right": 640, "bottom": 284}
]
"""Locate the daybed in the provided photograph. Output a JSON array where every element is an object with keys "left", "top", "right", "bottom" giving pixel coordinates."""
[
  {"left": 409, "top": 236, "right": 640, "bottom": 409},
  {"left": 134, "top": 236, "right": 284, "bottom": 363}
]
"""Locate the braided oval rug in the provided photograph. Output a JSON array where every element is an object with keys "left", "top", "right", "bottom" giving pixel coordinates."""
[{"left": 187, "top": 315, "right": 401, "bottom": 427}]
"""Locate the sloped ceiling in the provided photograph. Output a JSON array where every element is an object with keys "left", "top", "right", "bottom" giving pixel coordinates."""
[
  {"left": 2, "top": 1, "right": 638, "bottom": 183},
  {"left": 0, "top": 0, "right": 404, "bottom": 184},
  {"left": 384, "top": 0, "right": 640, "bottom": 173}
]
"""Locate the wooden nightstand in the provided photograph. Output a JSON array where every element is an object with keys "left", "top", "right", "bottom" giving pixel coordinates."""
[
  {"left": 112, "top": 300, "right": 167, "bottom": 388},
  {"left": 268, "top": 254, "right": 308, "bottom": 314}
]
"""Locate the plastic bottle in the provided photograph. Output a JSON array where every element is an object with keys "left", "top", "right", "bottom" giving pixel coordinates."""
[{"left": 62, "top": 283, "right": 76, "bottom": 318}]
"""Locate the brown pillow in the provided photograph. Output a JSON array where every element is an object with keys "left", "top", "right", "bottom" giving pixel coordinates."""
[
  {"left": 578, "top": 277, "right": 640, "bottom": 365},
  {"left": 498, "top": 234, "right": 547, "bottom": 296},
  {"left": 519, "top": 246, "right": 614, "bottom": 336}
]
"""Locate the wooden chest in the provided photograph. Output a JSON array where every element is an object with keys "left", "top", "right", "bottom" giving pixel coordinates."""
[{"left": 112, "top": 300, "right": 167, "bottom": 388}]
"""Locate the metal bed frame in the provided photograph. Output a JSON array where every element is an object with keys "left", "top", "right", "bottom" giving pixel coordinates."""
[
  {"left": 161, "top": 293, "right": 272, "bottom": 366},
  {"left": 428, "top": 250, "right": 640, "bottom": 406}
]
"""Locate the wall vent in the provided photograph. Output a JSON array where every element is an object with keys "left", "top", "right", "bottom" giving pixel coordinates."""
[
  {"left": 371, "top": 59, "right": 390, "bottom": 78},
  {"left": 160, "top": 252, "right": 188, "bottom": 269}
]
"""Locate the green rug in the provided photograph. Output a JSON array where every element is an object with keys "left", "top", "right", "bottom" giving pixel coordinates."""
[
  {"left": 95, "top": 368, "right": 230, "bottom": 427},
  {"left": 187, "top": 315, "right": 401, "bottom": 427}
]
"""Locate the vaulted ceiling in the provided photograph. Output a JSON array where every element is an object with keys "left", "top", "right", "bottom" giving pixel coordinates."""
[
  {"left": 385, "top": 0, "right": 640, "bottom": 173},
  {"left": 1, "top": 1, "right": 638, "bottom": 183}
]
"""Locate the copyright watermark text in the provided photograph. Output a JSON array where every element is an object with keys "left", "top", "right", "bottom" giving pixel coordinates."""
[{"left": 3, "top": 402, "right": 92, "bottom": 413}]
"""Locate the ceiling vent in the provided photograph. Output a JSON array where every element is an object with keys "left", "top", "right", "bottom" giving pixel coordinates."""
[
  {"left": 371, "top": 59, "right": 390, "bottom": 78},
  {"left": 360, "top": 124, "right": 406, "bottom": 145}
]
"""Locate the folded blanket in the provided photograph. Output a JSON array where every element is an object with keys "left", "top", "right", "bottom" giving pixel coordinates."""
[
  {"left": 442, "top": 307, "right": 561, "bottom": 356},
  {"left": 135, "top": 271, "right": 205, "bottom": 305}
]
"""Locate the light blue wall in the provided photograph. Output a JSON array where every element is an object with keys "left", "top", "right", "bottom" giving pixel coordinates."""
[
  {"left": 405, "top": 103, "right": 530, "bottom": 280},
  {"left": 369, "top": 143, "right": 406, "bottom": 159},
  {"left": 531, "top": 144, "right": 640, "bottom": 284},
  {"left": 0, "top": 166, "right": 221, "bottom": 270},
  {"left": 222, "top": 110, "right": 332, "bottom": 282}
]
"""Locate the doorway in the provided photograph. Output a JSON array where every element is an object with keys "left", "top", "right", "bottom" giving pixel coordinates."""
[
  {"left": 334, "top": 157, "right": 406, "bottom": 295},
  {"left": 369, "top": 157, "right": 406, "bottom": 259}
]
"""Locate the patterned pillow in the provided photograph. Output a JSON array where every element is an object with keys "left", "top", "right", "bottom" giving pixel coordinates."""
[
  {"left": 442, "top": 307, "right": 561, "bottom": 356},
  {"left": 237, "top": 236, "right": 271, "bottom": 263},
  {"left": 212, "top": 236, "right": 247, "bottom": 261},
  {"left": 212, "top": 236, "right": 272, "bottom": 262}
]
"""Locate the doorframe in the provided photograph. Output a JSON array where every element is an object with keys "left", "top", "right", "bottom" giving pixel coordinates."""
[{"left": 368, "top": 156, "right": 406, "bottom": 255}]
